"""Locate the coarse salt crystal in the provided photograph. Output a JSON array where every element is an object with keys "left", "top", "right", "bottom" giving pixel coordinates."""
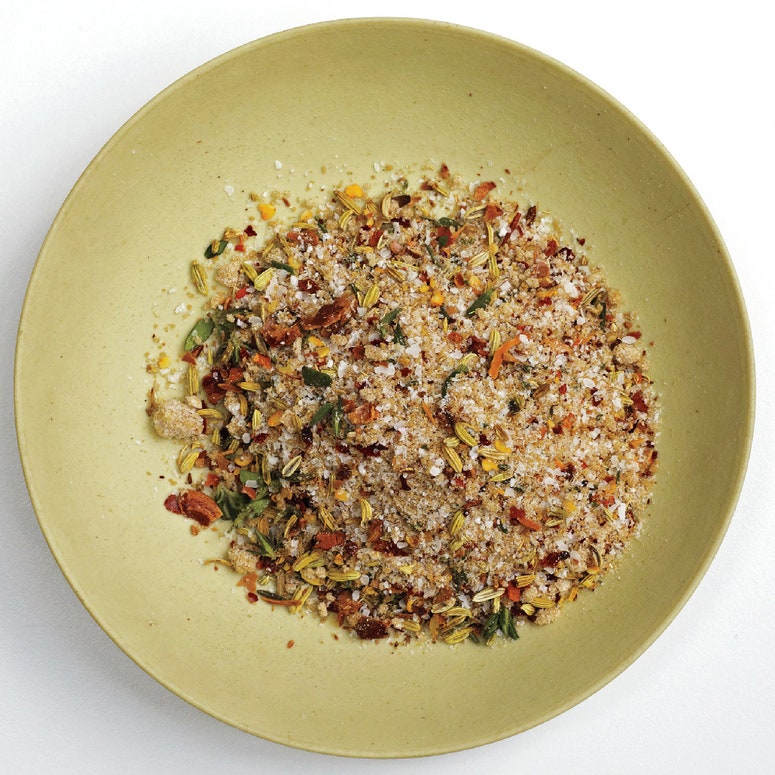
[{"left": 375, "top": 363, "right": 396, "bottom": 377}]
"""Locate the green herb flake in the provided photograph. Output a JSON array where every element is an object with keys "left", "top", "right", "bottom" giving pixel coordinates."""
[
  {"left": 301, "top": 365, "right": 333, "bottom": 388},
  {"left": 269, "top": 260, "right": 296, "bottom": 275},
  {"left": 252, "top": 529, "right": 276, "bottom": 558},
  {"left": 499, "top": 606, "right": 519, "bottom": 640},
  {"left": 331, "top": 397, "right": 346, "bottom": 438},
  {"left": 451, "top": 568, "right": 468, "bottom": 589},
  {"left": 465, "top": 288, "right": 495, "bottom": 317},
  {"left": 378, "top": 306, "right": 405, "bottom": 343},
  {"left": 204, "top": 239, "right": 228, "bottom": 259},
  {"left": 441, "top": 362, "right": 472, "bottom": 397},
  {"left": 184, "top": 316, "right": 215, "bottom": 351},
  {"left": 236, "top": 495, "right": 271, "bottom": 526},
  {"left": 213, "top": 485, "right": 247, "bottom": 521},
  {"left": 437, "top": 216, "right": 460, "bottom": 228},
  {"left": 238, "top": 469, "right": 265, "bottom": 487},
  {"left": 482, "top": 611, "right": 500, "bottom": 642},
  {"left": 309, "top": 402, "right": 335, "bottom": 425}
]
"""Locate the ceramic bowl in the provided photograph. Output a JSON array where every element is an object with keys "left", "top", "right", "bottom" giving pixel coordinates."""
[{"left": 15, "top": 18, "right": 754, "bottom": 757}]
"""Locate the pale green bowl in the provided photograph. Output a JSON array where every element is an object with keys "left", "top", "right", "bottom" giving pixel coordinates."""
[{"left": 15, "top": 18, "right": 754, "bottom": 757}]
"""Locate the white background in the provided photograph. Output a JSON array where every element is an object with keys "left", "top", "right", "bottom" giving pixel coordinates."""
[{"left": 3, "top": 2, "right": 773, "bottom": 772}]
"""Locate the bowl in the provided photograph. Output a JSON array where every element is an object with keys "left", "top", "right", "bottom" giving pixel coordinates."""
[{"left": 14, "top": 18, "right": 754, "bottom": 757}]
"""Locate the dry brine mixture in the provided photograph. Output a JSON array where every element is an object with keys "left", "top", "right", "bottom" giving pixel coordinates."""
[{"left": 149, "top": 165, "right": 659, "bottom": 645}]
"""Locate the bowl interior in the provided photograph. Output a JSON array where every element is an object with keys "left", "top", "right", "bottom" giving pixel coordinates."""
[{"left": 15, "top": 18, "right": 753, "bottom": 757}]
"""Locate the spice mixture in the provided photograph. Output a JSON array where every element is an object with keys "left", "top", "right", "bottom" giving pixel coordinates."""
[{"left": 149, "top": 165, "right": 658, "bottom": 645}]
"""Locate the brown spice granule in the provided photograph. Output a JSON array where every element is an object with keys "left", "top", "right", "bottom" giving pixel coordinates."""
[{"left": 151, "top": 166, "right": 659, "bottom": 646}]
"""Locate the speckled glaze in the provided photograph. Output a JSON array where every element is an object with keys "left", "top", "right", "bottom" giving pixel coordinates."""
[{"left": 14, "top": 18, "right": 754, "bottom": 758}]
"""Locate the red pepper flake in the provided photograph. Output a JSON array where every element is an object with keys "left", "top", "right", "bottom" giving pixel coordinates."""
[
  {"left": 484, "top": 202, "right": 504, "bottom": 221},
  {"left": 631, "top": 391, "right": 649, "bottom": 413},
  {"left": 244, "top": 224, "right": 257, "bottom": 236},
  {"left": 560, "top": 413, "right": 576, "bottom": 431},
  {"left": 346, "top": 403, "right": 378, "bottom": 425},
  {"left": 545, "top": 238, "right": 558, "bottom": 257},
  {"left": 241, "top": 485, "right": 257, "bottom": 500},
  {"left": 298, "top": 277, "right": 321, "bottom": 293},
  {"left": 473, "top": 181, "right": 497, "bottom": 201},
  {"left": 436, "top": 225, "right": 455, "bottom": 249},
  {"left": 505, "top": 583, "right": 521, "bottom": 602},
  {"left": 202, "top": 366, "right": 244, "bottom": 404},
  {"left": 509, "top": 506, "right": 542, "bottom": 531},
  {"left": 314, "top": 531, "right": 347, "bottom": 550},
  {"left": 164, "top": 494, "right": 182, "bottom": 514},
  {"left": 353, "top": 615, "right": 389, "bottom": 640},
  {"left": 234, "top": 286, "right": 248, "bottom": 300},
  {"left": 466, "top": 335, "right": 489, "bottom": 357},
  {"left": 234, "top": 243, "right": 245, "bottom": 252},
  {"left": 261, "top": 317, "right": 303, "bottom": 348},
  {"left": 355, "top": 442, "right": 387, "bottom": 458},
  {"left": 178, "top": 489, "right": 222, "bottom": 526},
  {"left": 252, "top": 352, "right": 273, "bottom": 369},
  {"left": 301, "top": 228, "right": 320, "bottom": 246},
  {"left": 237, "top": 572, "right": 259, "bottom": 595},
  {"left": 542, "top": 550, "right": 570, "bottom": 569},
  {"left": 503, "top": 209, "right": 523, "bottom": 240},
  {"left": 301, "top": 293, "right": 356, "bottom": 331},
  {"left": 287, "top": 639, "right": 295, "bottom": 649}
]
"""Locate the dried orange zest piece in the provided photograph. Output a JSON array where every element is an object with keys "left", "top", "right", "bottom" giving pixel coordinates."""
[{"left": 488, "top": 336, "right": 522, "bottom": 379}]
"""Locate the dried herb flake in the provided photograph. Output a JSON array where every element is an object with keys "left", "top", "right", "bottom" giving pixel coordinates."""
[
  {"left": 302, "top": 366, "right": 333, "bottom": 388},
  {"left": 465, "top": 288, "right": 495, "bottom": 317},
  {"left": 184, "top": 317, "right": 215, "bottom": 351},
  {"left": 204, "top": 239, "right": 228, "bottom": 259}
]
